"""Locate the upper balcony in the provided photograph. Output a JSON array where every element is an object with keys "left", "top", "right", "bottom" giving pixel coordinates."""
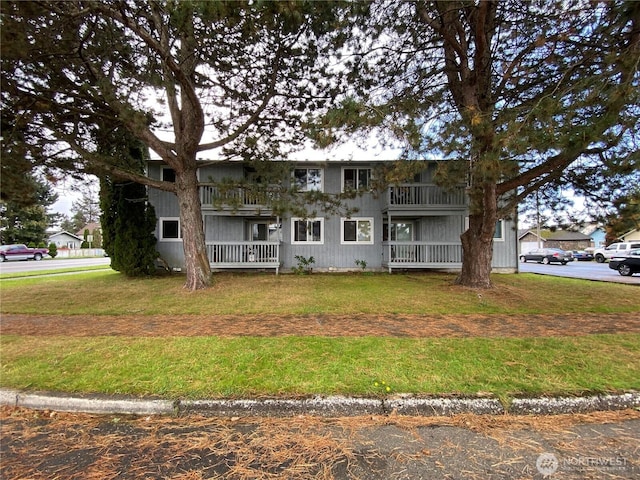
[
  {"left": 199, "top": 184, "right": 272, "bottom": 215},
  {"left": 199, "top": 182, "right": 467, "bottom": 216},
  {"left": 384, "top": 184, "right": 467, "bottom": 215}
]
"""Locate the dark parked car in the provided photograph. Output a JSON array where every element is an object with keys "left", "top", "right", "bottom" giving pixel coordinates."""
[
  {"left": 519, "top": 248, "right": 574, "bottom": 265},
  {"left": 609, "top": 249, "right": 640, "bottom": 276},
  {"left": 0, "top": 244, "right": 49, "bottom": 261},
  {"left": 572, "top": 250, "right": 594, "bottom": 261}
]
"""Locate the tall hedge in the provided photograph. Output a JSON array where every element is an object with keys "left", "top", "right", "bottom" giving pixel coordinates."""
[{"left": 100, "top": 142, "right": 158, "bottom": 277}]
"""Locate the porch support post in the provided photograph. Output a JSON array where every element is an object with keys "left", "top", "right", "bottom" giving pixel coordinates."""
[
  {"left": 276, "top": 215, "right": 281, "bottom": 275},
  {"left": 388, "top": 211, "right": 392, "bottom": 274}
]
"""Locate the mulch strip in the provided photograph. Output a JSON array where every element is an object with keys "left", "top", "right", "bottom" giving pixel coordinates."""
[{"left": 1, "top": 312, "right": 639, "bottom": 337}]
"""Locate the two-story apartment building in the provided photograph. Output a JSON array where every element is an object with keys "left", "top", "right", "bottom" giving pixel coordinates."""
[{"left": 147, "top": 160, "right": 518, "bottom": 273}]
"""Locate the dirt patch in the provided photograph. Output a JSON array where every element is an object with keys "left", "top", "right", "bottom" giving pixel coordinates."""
[{"left": 2, "top": 312, "right": 639, "bottom": 338}]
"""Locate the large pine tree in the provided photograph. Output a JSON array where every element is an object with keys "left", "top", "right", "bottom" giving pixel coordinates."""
[
  {"left": 319, "top": 0, "right": 640, "bottom": 287},
  {"left": 1, "top": 1, "right": 358, "bottom": 289},
  {"left": 0, "top": 176, "right": 58, "bottom": 246}
]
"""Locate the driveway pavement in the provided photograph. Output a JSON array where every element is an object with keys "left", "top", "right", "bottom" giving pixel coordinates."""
[{"left": 519, "top": 260, "right": 640, "bottom": 284}]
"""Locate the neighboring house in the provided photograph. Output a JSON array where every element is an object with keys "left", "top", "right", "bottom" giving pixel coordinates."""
[
  {"left": 47, "top": 231, "right": 83, "bottom": 249},
  {"left": 620, "top": 228, "right": 640, "bottom": 242},
  {"left": 543, "top": 230, "right": 592, "bottom": 251},
  {"left": 147, "top": 160, "right": 518, "bottom": 273},
  {"left": 582, "top": 224, "right": 606, "bottom": 249},
  {"left": 520, "top": 228, "right": 594, "bottom": 253},
  {"left": 518, "top": 229, "right": 545, "bottom": 254},
  {"left": 76, "top": 222, "right": 102, "bottom": 248}
]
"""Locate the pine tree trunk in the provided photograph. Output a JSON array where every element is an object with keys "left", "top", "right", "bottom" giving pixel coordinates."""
[
  {"left": 455, "top": 182, "right": 497, "bottom": 289},
  {"left": 175, "top": 166, "right": 212, "bottom": 290}
]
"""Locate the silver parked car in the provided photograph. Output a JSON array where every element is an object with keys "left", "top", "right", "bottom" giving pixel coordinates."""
[{"left": 519, "top": 248, "right": 574, "bottom": 265}]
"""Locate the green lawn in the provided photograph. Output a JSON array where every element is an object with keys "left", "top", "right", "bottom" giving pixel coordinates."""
[
  {"left": 1, "top": 269, "right": 638, "bottom": 315},
  {"left": 0, "top": 264, "right": 111, "bottom": 280},
  {"left": 2, "top": 334, "right": 639, "bottom": 402},
  {"left": 1, "top": 271, "right": 639, "bottom": 402}
]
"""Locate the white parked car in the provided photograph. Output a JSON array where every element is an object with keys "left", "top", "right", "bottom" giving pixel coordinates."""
[{"left": 594, "top": 242, "right": 640, "bottom": 263}]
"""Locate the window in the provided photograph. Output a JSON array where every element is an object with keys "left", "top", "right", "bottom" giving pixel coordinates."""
[
  {"left": 342, "top": 218, "right": 374, "bottom": 244},
  {"left": 292, "top": 218, "right": 324, "bottom": 244},
  {"left": 162, "top": 167, "right": 176, "bottom": 183},
  {"left": 294, "top": 168, "right": 322, "bottom": 191},
  {"left": 383, "top": 223, "right": 414, "bottom": 242},
  {"left": 252, "top": 223, "right": 268, "bottom": 241},
  {"left": 343, "top": 168, "right": 372, "bottom": 191},
  {"left": 249, "top": 222, "right": 282, "bottom": 242},
  {"left": 160, "top": 218, "right": 181, "bottom": 240},
  {"left": 493, "top": 220, "right": 504, "bottom": 241}
]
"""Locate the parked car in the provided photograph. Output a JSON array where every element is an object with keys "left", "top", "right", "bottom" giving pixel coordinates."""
[
  {"left": 594, "top": 242, "right": 640, "bottom": 263},
  {"left": 0, "top": 244, "right": 49, "bottom": 262},
  {"left": 519, "top": 248, "right": 574, "bottom": 265},
  {"left": 572, "top": 250, "right": 594, "bottom": 261},
  {"left": 609, "top": 249, "right": 640, "bottom": 276}
]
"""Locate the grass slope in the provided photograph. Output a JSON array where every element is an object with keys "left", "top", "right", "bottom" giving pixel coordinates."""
[
  {"left": 1, "top": 271, "right": 639, "bottom": 401},
  {"left": 1, "top": 270, "right": 638, "bottom": 315}
]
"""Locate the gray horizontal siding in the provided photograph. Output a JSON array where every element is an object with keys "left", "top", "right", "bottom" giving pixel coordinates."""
[
  {"left": 280, "top": 214, "right": 385, "bottom": 271},
  {"left": 149, "top": 161, "right": 518, "bottom": 272},
  {"left": 491, "top": 220, "right": 518, "bottom": 270}
]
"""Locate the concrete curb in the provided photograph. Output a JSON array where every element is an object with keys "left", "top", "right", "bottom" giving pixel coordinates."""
[
  {"left": 0, "top": 389, "right": 176, "bottom": 416},
  {"left": 509, "top": 391, "right": 640, "bottom": 415},
  {"left": 1, "top": 389, "right": 638, "bottom": 417}
]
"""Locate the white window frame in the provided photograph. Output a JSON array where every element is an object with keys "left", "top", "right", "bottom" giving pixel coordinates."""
[
  {"left": 249, "top": 221, "right": 282, "bottom": 242},
  {"left": 293, "top": 167, "right": 323, "bottom": 192},
  {"left": 341, "top": 217, "right": 374, "bottom": 245},
  {"left": 250, "top": 222, "right": 269, "bottom": 241},
  {"left": 159, "top": 217, "right": 182, "bottom": 241},
  {"left": 342, "top": 167, "right": 372, "bottom": 192},
  {"left": 291, "top": 217, "right": 324, "bottom": 244},
  {"left": 383, "top": 222, "right": 415, "bottom": 242}
]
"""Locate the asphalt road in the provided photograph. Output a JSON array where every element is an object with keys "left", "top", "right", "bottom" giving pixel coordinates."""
[
  {"left": 0, "top": 256, "right": 111, "bottom": 274},
  {"left": 519, "top": 259, "right": 640, "bottom": 284},
  {"left": 1, "top": 405, "right": 639, "bottom": 480}
]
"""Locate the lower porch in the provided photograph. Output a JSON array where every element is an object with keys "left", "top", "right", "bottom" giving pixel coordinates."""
[
  {"left": 203, "top": 241, "right": 463, "bottom": 274},
  {"left": 206, "top": 241, "right": 281, "bottom": 273},
  {"left": 382, "top": 241, "right": 463, "bottom": 272}
]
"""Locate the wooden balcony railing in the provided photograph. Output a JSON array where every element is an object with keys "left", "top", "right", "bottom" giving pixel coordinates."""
[
  {"left": 385, "top": 184, "right": 466, "bottom": 209},
  {"left": 200, "top": 183, "right": 465, "bottom": 211},
  {"left": 382, "top": 241, "right": 463, "bottom": 271},
  {"left": 206, "top": 241, "right": 280, "bottom": 272},
  {"left": 200, "top": 185, "right": 268, "bottom": 210}
]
